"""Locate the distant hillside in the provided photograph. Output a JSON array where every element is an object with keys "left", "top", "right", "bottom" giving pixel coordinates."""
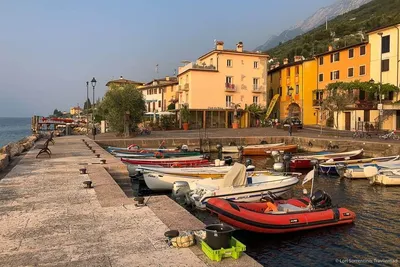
[
  {"left": 265, "top": 0, "right": 400, "bottom": 63},
  {"left": 255, "top": 0, "right": 372, "bottom": 52}
]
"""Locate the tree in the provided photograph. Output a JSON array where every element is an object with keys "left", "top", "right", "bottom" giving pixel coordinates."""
[
  {"left": 84, "top": 98, "right": 91, "bottom": 111},
  {"left": 52, "top": 109, "right": 63, "bottom": 117},
  {"left": 98, "top": 84, "right": 146, "bottom": 133},
  {"left": 321, "top": 87, "right": 355, "bottom": 129}
]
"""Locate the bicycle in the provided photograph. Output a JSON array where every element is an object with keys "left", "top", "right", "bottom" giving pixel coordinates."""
[
  {"left": 352, "top": 130, "right": 372, "bottom": 139},
  {"left": 379, "top": 130, "right": 399, "bottom": 140}
]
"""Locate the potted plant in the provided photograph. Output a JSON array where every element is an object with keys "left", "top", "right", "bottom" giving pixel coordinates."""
[
  {"left": 232, "top": 103, "right": 241, "bottom": 129},
  {"left": 180, "top": 104, "right": 190, "bottom": 130}
]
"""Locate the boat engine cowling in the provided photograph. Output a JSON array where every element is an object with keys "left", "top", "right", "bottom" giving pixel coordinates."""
[
  {"left": 172, "top": 181, "right": 191, "bottom": 205},
  {"left": 223, "top": 156, "right": 233, "bottom": 166},
  {"left": 310, "top": 190, "right": 332, "bottom": 209},
  {"left": 273, "top": 163, "right": 284, "bottom": 172}
]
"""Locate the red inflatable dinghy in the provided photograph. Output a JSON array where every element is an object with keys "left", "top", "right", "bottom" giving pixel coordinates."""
[{"left": 206, "top": 192, "right": 355, "bottom": 234}]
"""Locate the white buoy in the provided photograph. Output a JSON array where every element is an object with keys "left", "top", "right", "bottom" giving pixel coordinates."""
[
  {"left": 303, "top": 188, "right": 308, "bottom": 195},
  {"left": 214, "top": 159, "right": 220, "bottom": 166}
]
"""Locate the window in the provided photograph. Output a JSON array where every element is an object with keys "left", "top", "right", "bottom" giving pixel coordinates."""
[
  {"left": 382, "top": 35, "right": 390, "bottom": 53},
  {"left": 225, "top": 76, "right": 233, "bottom": 84},
  {"left": 319, "top": 57, "right": 324, "bottom": 65},
  {"left": 359, "top": 65, "right": 366, "bottom": 76},
  {"left": 159, "top": 88, "right": 162, "bottom": 94},
  {"left": 286, "top": 68, "right": 290, "bottom": 76},
  {"left": 348, "top": 68, "right": 354, "bottom": 77},
  {"left": 295, "top": 85, "right": 299, "bottom": 95},
  {"left": 330, "top": 52, "right": 340, "bottom": 62},
  {"left": 295, "top": 66, "right": 299, "bottom": 75},
  {"left": 158, "top": 101, "right": 161, "bottom": 107},
  {"left": 253, "top": 96, "right": 258, "bottom": 104},
  {"left": 226, "top": 95, "right": 232, "bottom": 107},
  {"left": 253, "top": 78, "right": 259, "bottom": 90},
  {"left": 349, "top": 49, "right": 354, "bottom": 58},
  {"left": 287, "top": 86, "right": 291, "bottom": 96},
  {"left": 330, "top": 70, "right": 340, "bottom": 80},
  {"left": 279, "top": 87, "right": 282, "bottom": 96},
  {"left": 153, "top": 89, "right": 157, "bottom": 94},
  {"left": 227, "top": 59, "right": 232, "bottom": 67},
  {"left": 359, "top": 90, "right": 366, "bottom": 100},
  {"left": 360, "top": 45, "right": 366, "bottom": 55},
  {"left": 253, "top": 61, "right": 258, "bottom": 69},
  {"left": 318, "top": 73, "right": 324, "bottom": 82},
  {"left": 382, "top": 59, "right": 389, "bottom": 72},
  {"left": 210, "top": 58, "right": 214, "bottom": 66}
]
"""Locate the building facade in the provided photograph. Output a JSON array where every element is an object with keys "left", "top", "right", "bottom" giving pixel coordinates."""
[
  {"left": 367, "top": 23, "right": 400, "bottom": 130},
  {"left": 138, "top": 77, "right": 178, "bottom": 113},
  {"left": 177, "top": 41, "right": 269, "bottom": 129},
  {"left": 69, "top": 106, "right": 81, "bottom": 116},
  {"left": 314, "top": 42, "right": 372, "bottom": 130},
  {"left": 267, "top": 57, "right": 318, "bottom": 125}
]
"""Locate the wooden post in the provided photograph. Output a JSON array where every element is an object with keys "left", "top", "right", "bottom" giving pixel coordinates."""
[{"left": 203, "top": 110, "right": 206, "bottom": 129}]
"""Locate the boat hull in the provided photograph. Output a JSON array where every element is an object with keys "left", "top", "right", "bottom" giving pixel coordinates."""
[
  {"left": 243, "top": 144, "right": 298, "bottom": 156},
  {"left": 369, "top": 170, "right": 400, "bottom": 186},
  {"left": 222, "top": 143, "right": 285, "bottom": 153},
  {"left": 206, "top": 198, "right": 356, "bottom": 234}
]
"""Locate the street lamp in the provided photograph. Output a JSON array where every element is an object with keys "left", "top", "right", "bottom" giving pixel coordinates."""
[
  {"left": 370, "top": 78, "right": 384, "bottom": 130},
  {"left": 287, "top": 87, "right": 294, "bottom": 117},
  {"left": 91, "top": 77, "right": 97, "bottom": 139},
  {"left": 86, "top": 81, "right": 89, "bottom": 135}
]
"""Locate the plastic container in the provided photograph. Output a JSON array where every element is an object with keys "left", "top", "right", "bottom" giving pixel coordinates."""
[
  {"left": 201, "top": 237, "right": 246, "bottom": 262},
  {"left": 204, "top": 224, "right": 235, "bottom": 250},
  {"left": 214, "top": 159, "right": 221, "bottom": 166}
]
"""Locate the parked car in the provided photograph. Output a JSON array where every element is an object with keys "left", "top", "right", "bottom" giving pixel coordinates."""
[{"left": 283, "top": 117, "right": 303, "bottom": 130}]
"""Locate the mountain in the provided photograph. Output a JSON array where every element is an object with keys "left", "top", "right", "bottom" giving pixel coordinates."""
[
  {"left": 254, "top": 0, "right": 372, "bottom": 52},
  {"left": 264, "top": 0, "right": 400, "bottom": 62}
]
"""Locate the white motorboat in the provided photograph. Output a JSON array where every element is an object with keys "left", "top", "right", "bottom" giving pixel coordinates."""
[
  {"left": 221, "top": 143, "right": 285, "bottom": 153},
  {"left": 342, "top": 158, "right": 400, "bottom": 179},
  {"left": 367, "top": 167, "right": 400, "bottom": 186},
  {"left": 172, "top": 163, "right": 299, "bottom": 209}
]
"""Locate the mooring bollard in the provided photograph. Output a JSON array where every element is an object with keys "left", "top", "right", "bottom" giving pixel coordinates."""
[
  {"left": 100, "top": 159, "right": 106, "bottom": 164},
  {"left": 79, "top": 168, "right": 87, "bottom": 174},
  {"left": 96, "top": 154, "right": 100, "bottom": 158},
  {"left": 83, "top": 181, "right": 93, "bottom": 188},
  {"left": 88, "top": 146, "right": 92, "bottom": 150},
  {"left": 92, "top": 150, "right": 96, "bottom": 153}
]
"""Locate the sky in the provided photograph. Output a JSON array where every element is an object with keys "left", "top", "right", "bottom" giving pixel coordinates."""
[{"left": 0, "top": 0, "right": 336, "bottom": 117}]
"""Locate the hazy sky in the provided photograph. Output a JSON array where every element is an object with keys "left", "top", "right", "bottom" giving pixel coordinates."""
[{"left": 0, "top": 0, "right": 335, "bottom": 117}]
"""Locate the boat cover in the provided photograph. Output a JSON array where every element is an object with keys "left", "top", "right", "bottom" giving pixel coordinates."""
[{"left": 220, "top": 163, "right": 247, "bottom": 188}]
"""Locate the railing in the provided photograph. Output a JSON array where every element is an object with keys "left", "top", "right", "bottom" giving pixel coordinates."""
[
  {"left": 183, "top": 83, "right": 189, "bottom": 91},
  {"left": 252, "top": 85, "right": 263, "bottom": 92},
  {"left": 225, "top": 83, "right": 237, "bottom": 92},
  {"left": 178, "top": 62, "right": 216, "bottom": 74},
  {"left": 313, "top": 99, "right": 322, "bottom": 106}
]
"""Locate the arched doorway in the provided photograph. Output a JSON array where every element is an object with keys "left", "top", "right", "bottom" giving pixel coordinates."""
[{"left": 287, "top": 103, "right": 301, "bottom": 118}]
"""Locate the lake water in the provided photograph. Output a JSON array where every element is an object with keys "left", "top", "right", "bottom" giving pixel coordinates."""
[
  {"left": 131, "top": 154, "right": 400, "bottom": 266},
  {"left": 0, "top": 117, "right": 31, "bottom": 147}
]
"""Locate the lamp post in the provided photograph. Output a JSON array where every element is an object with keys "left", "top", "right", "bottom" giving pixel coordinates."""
[
  {"left": 91, "top": 77, "right": 97, "bottom": 139},
  {"left": 287, "top": 87, "right": 294, "bottom": 117},
  {"left": 370, "top": 78, "right": 384, "bottom": 131},
  {"left": 86, "top": 81, "right": 89, "bottom": 135}
]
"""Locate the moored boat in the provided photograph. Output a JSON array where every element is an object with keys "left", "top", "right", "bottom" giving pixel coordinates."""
[
  {"left": 113, "top": 151, "right": 201, "bottom": 158},
  {"left": 290, "top": 149, "right": 364, "bottom": 169},
  {"left": 121, "top": 156, "right": 209, "bottom": 169},
  {"left": 319, "top": 155, "right": 398, "bottom": 176},
  {"left": 368, "top": 168, "right": 400, "bottom": 186},
  {"left": 242, "top": 144, "right": 298, "bottom": 156},
  {"left": 222, "top": 143, "right": 285, "bottom": 153},
  {"left": 172, "top": 163, "right": 299, "bottom": 209},
  {"left": 205, "top": 191, "right": 356, "bottom": 234}
]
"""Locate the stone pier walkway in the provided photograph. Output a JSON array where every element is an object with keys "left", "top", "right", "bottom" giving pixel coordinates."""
[{"left": 0, "top": 136, "right": 260, "bottom": 267}]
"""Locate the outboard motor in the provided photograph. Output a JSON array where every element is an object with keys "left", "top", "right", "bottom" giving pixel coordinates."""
[
  {"left": 273, "top": 162, "right": 284, "bottom": 172},
  {"left": 260, "top": 140, "right": 268, "bottom": 144},
  {"left": 335, "top": 163, "right": 347, "bottom": 177},
  {"left": 228, "top": 141, "right": 237, "bottom": 146},
  {"left": 223, "top": 156, "right": 233, "bottom": 166},
  {"left": 271, "top": 151, "right": 281, "bottom": 163},
  {"left": 203, "top": 153, "right": 211, "bottom": 160},
  {"left": 181, "top": 144, "right": 189, "bottom": 152},
  {"left": 283, "top": 153, "right": 292, "bottom": 172},
  {"left": 172, "top": 181, "right": 191, "bottom": 205},
  {"left": 245, "top": 158, "right": 253, "bottom": 167},
  {"left": 310, "top": 190, "right": 332, "bottom": 209},
  {"left": 216, "top": 143, "right": 223, "bottom": 160}
]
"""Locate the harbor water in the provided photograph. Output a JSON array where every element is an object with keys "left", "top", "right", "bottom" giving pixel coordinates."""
[
  {"left": 131, "top": 154, "right": 400, "bottom": 266},
  {"left": 0, "top": 117, "right": 31, "bottom": 147}
]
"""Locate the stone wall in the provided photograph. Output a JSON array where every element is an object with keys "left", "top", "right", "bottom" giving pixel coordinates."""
[{"left": 0, "top": 135, "right": 39, "bottom": 171}]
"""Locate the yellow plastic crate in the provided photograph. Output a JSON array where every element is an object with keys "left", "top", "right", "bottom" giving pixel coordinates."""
[{"left": 201, "top": 237, "right": 246, "bottom": 262}]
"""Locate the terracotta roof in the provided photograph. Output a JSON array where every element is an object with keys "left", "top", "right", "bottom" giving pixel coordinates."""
[
  {"left": 106, "top": 77, "right": 144, "bottom": 86},
  {"left": 314, "top": 42, "right": 368, "bottom": 57},
  {"left": 268, "top": 58, "right": 314, "bottom": 73},
  {"left": 365, "top": 22, "right": 400, "bottom": 34},
  {"left": 198, "top": 49, "right": 269, "bottom": 60},
  {"left": 138, "top": 80, "right": 178, "bottom": 90}
]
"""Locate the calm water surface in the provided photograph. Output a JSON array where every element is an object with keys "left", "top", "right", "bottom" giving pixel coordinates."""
[
  {"left": 0, "top": 117, "right": 31, "bottom": 147},
  {"left": 132, "top": 153, "right": 400, "bottom": 266}
]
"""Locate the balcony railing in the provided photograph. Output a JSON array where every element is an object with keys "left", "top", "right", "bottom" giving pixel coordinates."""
[
  {"left": 178, "top": 62, "right": 216, "bottom": 74},
  {"left": 225, "top": 83, "right": 237, "bottom": 92},
  {"left": 313, "top": 99, "right": 322, "bottom": 106},
  {"left": 183, "top": 83, "right": 189, "bottom": 91},
  {"left": 252, "top": 85, "right": 263, "bottom": 93}
]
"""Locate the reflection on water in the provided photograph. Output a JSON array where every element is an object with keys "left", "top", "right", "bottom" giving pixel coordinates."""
[{"left": 132, "top": 154, "right": 400, "bottom": 267}]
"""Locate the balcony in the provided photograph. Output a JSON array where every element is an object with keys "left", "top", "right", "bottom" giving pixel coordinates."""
[
  {"left": 225, "top": 83, "right": 237, "bottom": 92},
  {"left": 178, "top": 62, "right": 217, "bottom": 74},
  {"left": 313, "top": 99, "right": 322, "bottom": 106},
  {"left": 183, "top": 83, "right": 189, "bottom": 91},
  {"left": 252, "top": 85, "right": 263, "bottom": 93}
]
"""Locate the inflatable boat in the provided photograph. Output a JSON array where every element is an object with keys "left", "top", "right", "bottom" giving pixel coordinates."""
[{"left": 206, "top": 190, "right": 356, "bottom": 234}]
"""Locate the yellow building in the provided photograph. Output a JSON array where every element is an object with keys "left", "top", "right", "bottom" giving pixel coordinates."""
[
  {"left": 177, "top": 41, "right": 269, "bottom": 129},
  {"left": 70, "top": 106, "right": 81, "bottom": 116},
  {"left": 267, "top": 56, "right": 318, "bottom": 125},
  {"left": 367, "top": 23, "right": 400, "bottom": 130},
  {"left": 138, "top": 77, "right": 178, "bottom": 112},
  {"left": 105, "top": 76, "right": 144, "bottom": 89}
]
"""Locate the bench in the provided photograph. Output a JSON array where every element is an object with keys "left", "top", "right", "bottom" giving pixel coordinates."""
[{"left": 35, "top": 132, "right": 54, "bottom": 158}]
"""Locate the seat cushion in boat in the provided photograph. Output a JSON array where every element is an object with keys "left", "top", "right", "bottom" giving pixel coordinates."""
[{"left": 278, "top": 203, "right": 308, "bottom": 212}]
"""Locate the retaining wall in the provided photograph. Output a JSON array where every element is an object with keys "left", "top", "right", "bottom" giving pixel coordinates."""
[{"left": 0, "top": 135, "right": 39, "bottom": 172}]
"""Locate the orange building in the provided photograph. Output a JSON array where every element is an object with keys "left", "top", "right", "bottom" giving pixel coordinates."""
[{"left": 314, "top": 42, "right": 371, "bottom": 130}]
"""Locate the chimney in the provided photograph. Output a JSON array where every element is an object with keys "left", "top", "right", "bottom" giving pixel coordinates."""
[
  {"left": 216, "top": 41, "right": 224, "bottom": 51},
  {"left": 283, "top": 58, "right": 289, "bottom": 65},
  {"left": 328, "top": 45, "right": 333, "bottom": 52},
  {"left": 119, "top": 76, "right": 123, "bottom": 79},
  {"left": 165, "top": 76, "right": 170, "bottom": 81},
  {"left": 294, "top": 56, "right": 304, "bottom": 62},
  {"left": 236, "top": 41, "right": 243, "bottom": 52}
]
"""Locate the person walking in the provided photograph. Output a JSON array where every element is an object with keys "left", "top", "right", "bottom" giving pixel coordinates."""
[{"left": 288, "top": 122, "right": 293, "bottom": 136}]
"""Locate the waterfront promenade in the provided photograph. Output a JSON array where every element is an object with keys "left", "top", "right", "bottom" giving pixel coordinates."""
[{"left": 0, "top": 136, "right": 260, "bottom": 267}]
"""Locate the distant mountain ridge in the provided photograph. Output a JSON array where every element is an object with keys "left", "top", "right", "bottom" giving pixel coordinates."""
[{"left": 254, "top": 0, "right": 372, "bottom": 52}]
